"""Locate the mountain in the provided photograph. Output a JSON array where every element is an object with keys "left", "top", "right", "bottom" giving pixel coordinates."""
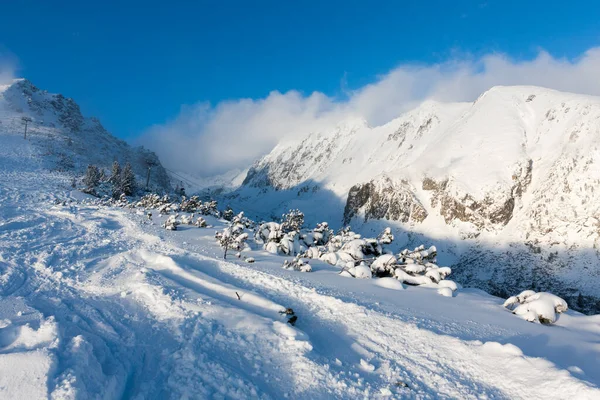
[
  {"left": 0, "top": 79, "right": 171, "bottom": 191},
  {"left": 229, "top": 86, "right": 600, "bottom": 312}
]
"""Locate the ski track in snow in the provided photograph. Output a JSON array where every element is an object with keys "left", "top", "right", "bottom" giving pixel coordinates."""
[{"left": 1, "top": 131, "right": 600, "bottom": 399}]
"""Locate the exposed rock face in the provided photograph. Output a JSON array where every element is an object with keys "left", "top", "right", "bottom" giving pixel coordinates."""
[
  {"left": 422, "top": 160, "right": 533, "bottom": 231},
  {"left": 343, "top": 176, "right": 427, "bottom": 225}
]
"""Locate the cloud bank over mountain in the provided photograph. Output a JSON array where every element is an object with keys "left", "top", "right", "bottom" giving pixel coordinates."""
[{"left": 141, "top": 47, "right": 600, "bottom": 176}]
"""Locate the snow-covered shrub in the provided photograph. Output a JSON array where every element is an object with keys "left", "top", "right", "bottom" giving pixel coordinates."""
[
  {"left": 302, "top": 247, "right": 322, "bottom": 259},
  {"left": 180, "top": 196, "right": 202, "bottom": 213},
  {"left": 339, "top": 238, "right": 382, "bottom": 261},
  {"left": 180, "top": 214, "right": 194, "bottom": 225},
  {"left": 199, "top": 200, "right": 220, "bottom": 217},
  {"left": 378, "top": 227, "right": 394, "bottom": 245},
  {"left": 328, "top": 226, "right": 362, "bottom": 253},
  {"left": 255, "top": 222, "right": 283, "bottom": 247},
  {"left": 340, "top": 262, "right": 371, "bottom": 279},
  {"left": 163, "top": 215, "right": 179, "bottom": 231},
  {"left": 278, "top": 231, "right": 306, "bottom": 256},
  {"left": 282, "top": 257, "right": 312, "bottom": 272},
  {"left": 215, "top": 221, "right": 249, "bottom": 259},
  {"left": 503, "top": 290, "right": 568, "bottom": 324},
  {"left": 231, "top": 211, "right": 254, "bottom": 229},
  {"left": 312, "top": 222, "right": 333, "bottom": 246},
  {"left": 223, "top": 207, "right": 234, "bottom": 221},
  {"left": 135, "top": 194, "right": 171, "bottom": 209},
  {"left": 371, "top": 254, "right": 397, "bottom": 276},
  {"left": 195, "top": 216, "right": 207, "bottom": 228},
  {"left": 281, "top": 209, "right": 304, "bottom": 233}
]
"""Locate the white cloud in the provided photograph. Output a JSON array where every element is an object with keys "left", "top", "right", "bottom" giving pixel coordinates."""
[
  {"left": 141, "top": 47, "right": 600, "bottom": 176},
  {"left": 0, "top": 49, "right": 17, "bottom": 85}
]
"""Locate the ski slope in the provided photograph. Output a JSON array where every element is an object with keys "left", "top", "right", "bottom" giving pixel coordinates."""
[{"left": 1, "top": 130, "right": 600, "bottom": 399}]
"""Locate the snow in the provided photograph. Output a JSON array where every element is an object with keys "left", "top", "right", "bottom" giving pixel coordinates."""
[
  {"left": 1, "top": 87, "right": 600, "bottom": 399},
  {"left": 221, "top": 85, "right": 600, "bottom": 308}
]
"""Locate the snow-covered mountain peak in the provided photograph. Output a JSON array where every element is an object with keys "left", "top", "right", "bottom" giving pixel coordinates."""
[{"left": 229, "top": 85, "right": 600, "bottom": 305}]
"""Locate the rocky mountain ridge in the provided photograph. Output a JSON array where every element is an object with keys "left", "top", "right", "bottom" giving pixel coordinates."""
[{"left": 233, "top": 86, "right": 600, "bottom": 311}]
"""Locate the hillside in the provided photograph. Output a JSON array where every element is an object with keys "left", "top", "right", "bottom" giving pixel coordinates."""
[
  {"left": 228, "top": 86, "right": 600, "bottom": 312},
  {"left": 0, "top": 79, "right": 171, "bottom": 192},
  {"left": 1, "top": 113, "right": 600, "bottom": 399}
]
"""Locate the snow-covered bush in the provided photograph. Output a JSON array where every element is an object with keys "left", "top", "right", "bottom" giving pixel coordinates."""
[
  {"left": 298, "top": 222, "right": 333, "bottom": 248},
  {"left": 312, "top": 222, "right": 333, "bottom": 246},
  {"left": 280, "top": 209, "right": 304, "bottom": 233},
  {"left": 195, "top": 216, "right": 207, "bottom": 228},
  {"left": 232, "top": 211, "right": 255, "bottom": 229},
  {"left": 180, "top": 214, "right": 194, "bottom": 225},
  {"left": 163, "top": 215, "right": 179, "bottom": 231},
  {"left": 278, "top": 231, "right": 307, "bottom": 256},
  {"left": 179, "top": 196, "right": 202, "bottom": 213},
  {"left": 378, "top": 227, "right": 394, "bottom": 245},
  {"left": 215, "top": 220, "right": 249, "bottom": 259},
  {"left": 136, "top": 193, "right": 171, "bottom": 209},
  {"left": 327, "top": 226, "right": 362, "bottom": 253},
  {"left": 255, "top": 222, "right": 283, "bottom": 250},
  {"left": 223, "top": 207, "right": 234, "bottom": 221},
  {"left": 340, "top": 262, "right": 371, "bottom": 279},
  {"left": 503, "top": 291, "right": 568, "bottom": 324},
  {"left": 339, "top": 238, "right": 382, "bottom": 260},
  {"left": 282, "top": 256, "right": 312, "bottom": 272},
  {"left": 199, "top": 200, "right": 220, "bottom": 217}
]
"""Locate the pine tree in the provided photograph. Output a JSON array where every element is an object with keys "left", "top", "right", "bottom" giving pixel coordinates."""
[
  {"left": 83, "top": 165, "right": 100, "bottom": 189},
  {"left": 120, "top": 162, "right": 136, "bottom": 196},
  {"left": 110, "top": 161, "right": 121, "bottom": 184},
  {"left": 109, "top": 161, "right": 121, "bottom": 198}
]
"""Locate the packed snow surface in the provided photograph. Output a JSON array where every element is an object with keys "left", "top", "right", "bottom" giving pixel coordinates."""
[{"left": 2, "top": 104, "right": 600, "bottom": 399}]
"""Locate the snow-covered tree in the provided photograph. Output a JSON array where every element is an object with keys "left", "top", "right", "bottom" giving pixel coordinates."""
[
  {"left": 378, "top": 227, "right": 394, "bottom": 245},
  {"left": 281, "top": 209, "right": 304, "bottom": 233},
  {"left": 216, "top": 220, "right": 249, "bottom": 259},
  {"left": 110, "top": 161, "right": 122, "bottom": 198},
  {"left": 328, "top": 226, "right": 362, "bottom": 253},
  {"left": 119, "top": 162, "right": 136, "bottom": 196},
  {"left": 255, "top": 222, "right": 284, "bottom": 253},
  {"left": 223, "top": 207, "right": 234, "bottom": 222},
  {"left": 180, "top": 196, "right": 202, "bottom": 213},
  {"left": 110, "top": 161, "right": 121, "bottom": 185},
  {"left": 199, "top": 200, "right": 220, "bottom": 217},
  {"left": 83, "top": 164, "right": 101, "bottom": 189},
  {"left": 278, "top": 231, "right": 306, "bottom": 256}
]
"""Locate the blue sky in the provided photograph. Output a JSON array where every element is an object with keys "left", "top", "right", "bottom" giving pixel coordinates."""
[{"left": 2, "top": 0, "right": 600, "bottom": 143}]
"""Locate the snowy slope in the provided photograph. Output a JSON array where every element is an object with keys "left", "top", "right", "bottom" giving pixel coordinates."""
[
  {"left": 2, "top": 119, "right": 600, "bottom": 399},
  {"left": 227, "top": 86, "right": 600, "bottom": 311},
  {"left": 0, "top": 79, "right": 171, "bottom": 192}
]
